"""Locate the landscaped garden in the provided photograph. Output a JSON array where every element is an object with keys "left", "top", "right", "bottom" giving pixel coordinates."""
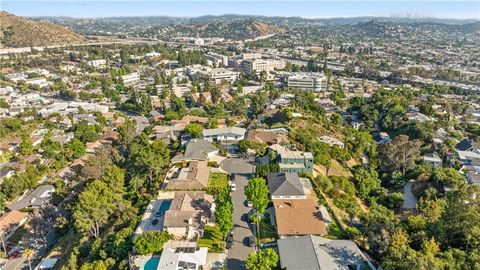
[
  {"left": 207, "top": 173, "right": 229, "bottom": 195},
  {"left": 197, "top": 225, "right": 225, "bottom": 253}
]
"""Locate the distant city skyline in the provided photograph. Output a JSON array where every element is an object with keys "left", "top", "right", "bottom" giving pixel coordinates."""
[{"left": 2, "top": 1, "right": 479, "bottom": 19}]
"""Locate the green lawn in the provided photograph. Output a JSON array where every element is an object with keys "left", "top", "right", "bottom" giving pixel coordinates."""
[
  {"left": 258, "top": 213, "right": 277, "bottom": 244},
  {"left": 198, "top": 225, "right": 225, "bottom": 253},
  {"left": 207, "top": 173, "right": 229, "bottom": 195}
]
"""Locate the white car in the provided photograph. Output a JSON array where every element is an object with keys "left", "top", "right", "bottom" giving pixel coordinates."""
[{"left": 230, "top": 183, "right": 237, "bottom": 192}]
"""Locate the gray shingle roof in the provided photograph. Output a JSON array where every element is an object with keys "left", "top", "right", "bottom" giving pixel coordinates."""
[
  {"left": 7, "top": 185, "right": 55, "bottom": 211},
  {"left": 267, "top": 172, "right": 305, "bottom": 197},
  {"left": 277, "top": 235, "right": 365, "bottom": 270},
  {"left": 172, "top": 139, "right": 217, "bottom": 162}
]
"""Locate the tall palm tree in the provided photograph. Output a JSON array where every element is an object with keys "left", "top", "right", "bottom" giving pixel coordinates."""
[{"left": 23, "top": 248, "right": 34, "bottom": 270}]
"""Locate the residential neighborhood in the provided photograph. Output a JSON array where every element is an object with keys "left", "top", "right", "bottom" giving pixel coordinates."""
[{"left": 0, "top": 2, "right": 479, "bottom": 270}]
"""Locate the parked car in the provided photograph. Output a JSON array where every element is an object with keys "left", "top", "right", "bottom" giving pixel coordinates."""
[
  {"left": 230, "top": 183, "right": 237, "bottom": 192},
  {"left": 230, "top": 174, "right": 236, "bottom": 182},
  {"left": 152, "top": 219, "right": 159, "bottom": 225},
  {"left": 226, "top": 234, "right": 234, "bottom": 249},
  {"left": 246, "top": 236, "right": 255, "bottom": 247},
  {"left": 8, "top": 250, "right": 20, "bottom": 260}
]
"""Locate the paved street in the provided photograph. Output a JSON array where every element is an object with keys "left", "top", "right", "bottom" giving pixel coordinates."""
[
  {"left": 403, "top": 180, "right": 418, "bottom": 209},
  {"left": 221, "top": 157, "right": 255, "bottom": 270}
]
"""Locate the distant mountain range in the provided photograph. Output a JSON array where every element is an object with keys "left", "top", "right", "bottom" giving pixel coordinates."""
[
  {"left": 1, "top": 12, "right": 478, "bottom": 46},
  {"left": 37, "top": 14, "right": 479, "bottom": 27},
  {"left": 34, "top": 14, "right": 479, "bottom": 40},
  {"left": 0, "top": 12, "right": 85, "bottom": 48}
]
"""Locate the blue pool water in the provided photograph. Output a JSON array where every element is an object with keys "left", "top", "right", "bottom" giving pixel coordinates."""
[
  {"left": 159, "top": 200, "right": 172, "bottom": 212},
  {"left": 143, "top": 256, "right": 160, "bottom": 270}
]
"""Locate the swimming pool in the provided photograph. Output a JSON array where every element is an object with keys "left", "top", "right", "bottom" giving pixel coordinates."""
[
  {"left": 153, "top": 200, "right": 172, "bottom": 217},
  {"left": 159, "top": 200, "right": 172, "bottom": 212},
  {"left": 143, "top": 256, "right": 160, "bottom": 270}
]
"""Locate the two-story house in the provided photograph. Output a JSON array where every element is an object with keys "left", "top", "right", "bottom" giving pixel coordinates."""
[{"left": 269, "top": 144, "right": 314, "bottom": 175}]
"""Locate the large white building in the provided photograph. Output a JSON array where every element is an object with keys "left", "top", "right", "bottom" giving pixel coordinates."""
[
  {"left": 121, "top": 73, "right": 140, "bottom": 85},
  {"left": 201, "top": 127, "right": 246, "bottom": 145},
  {"left": 86, "top": 59, "right": 107, "bottom": 67},
  {"left": 242, "top": 59, "right": 285, "bottom": 74},
  {"left": 288, "top": 75, "right": 325, "bottom": 92},
  {"left": 185, "top": 65, "right": 239, "bottom": 84},
  {"left": 38, "top": 102, "right": 109, "bottom": 117},
  {"left": 206, "top": 52, "right": 228, "bottom": 67}
]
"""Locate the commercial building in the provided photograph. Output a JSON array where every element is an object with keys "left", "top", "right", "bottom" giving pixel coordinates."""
[
  {"left": 288, "top": 74, "right": 324, "bottom": 92},
  {"left": 185, "top": 65, "right": 239, "bottom": 84},
  {"left": 206, "top": 52, "right": 228, "bottom": 67},
  {"left": 242, "top": 59, "right": 285, "bottom": 74}
]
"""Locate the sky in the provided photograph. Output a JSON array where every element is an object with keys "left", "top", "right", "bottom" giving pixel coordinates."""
[{"left": 1, "top": 1, "right": 479, "bottom": 19}]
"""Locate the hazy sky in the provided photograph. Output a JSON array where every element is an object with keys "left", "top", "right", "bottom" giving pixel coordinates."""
[{"left": 2, "top": 1, "right": 479, "bottom": 19}]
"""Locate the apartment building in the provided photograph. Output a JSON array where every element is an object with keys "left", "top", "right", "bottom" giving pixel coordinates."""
[{"left": 121, "top": 73, "right": 141, "bottom": 85}]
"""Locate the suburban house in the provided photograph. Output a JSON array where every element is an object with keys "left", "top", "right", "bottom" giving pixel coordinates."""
[
  {"left": 163, "top": 161, "right": 211, "bottom": 190},
  {"left": 152, "top": 125, "right": 184, "bottom": 144},
  {"left": 190, "top": 92, "right": 212, "bottom": 105},
  {"left": 201, "top": 127, "right": 246, "bottom": 145},
  {"left": 272, "top": 199, "right": 327, "bottom": 238},
  {"left": 171, "top": 139, "right": 218, "bottom": 162},
  {"left": 171, "top": 115, "right": 210, "bottom": 126},
  {"left": 246, "top": 129, "right": 288, "bottom": 145},
  {"left": 456, "top": 138, "right": 480, "bottom": 153},
  {"left": 456, "top": 150, "right": 480, "bottom": 165},
  {"left": 318, "top": 136, "right": 345, "bottom": 149},
  {"left": 157, "top": 246, "right": 208, "bottom": 270},
  {"left": 269, "top": 144, "right": 314, "bottom": 175},
  {"left": 267, "top": 172, "right": 307, "bottom": 200},
  {"left": 163, "top": 191, "right": 215, "bottom": 240},
  {"left": 6, "top": 185, "right": 55, "bottom": 211},
  {"left": 423, "top": 153, "right": 443, "bottom": 167},
  {"left": 277, "top": 235, "right": 368, "bottom": 270},
  {"left": 467, "top": 166, "right": 480, "bottom": 185}
]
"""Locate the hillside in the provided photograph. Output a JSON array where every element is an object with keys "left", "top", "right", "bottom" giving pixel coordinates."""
[
  {"left": 167, "top": 19, "right": 286, "bottom": 40},
  {"left": 0, "top": 12, "right": 85, "bottom": 48}
]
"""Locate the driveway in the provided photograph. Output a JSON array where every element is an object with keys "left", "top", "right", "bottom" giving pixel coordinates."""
[
  {"left": 403, "top": 180, "right": 418, "bottom": 209},
  {"left": 221, "top": 157, "right": 255, "bottom": 270}
]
